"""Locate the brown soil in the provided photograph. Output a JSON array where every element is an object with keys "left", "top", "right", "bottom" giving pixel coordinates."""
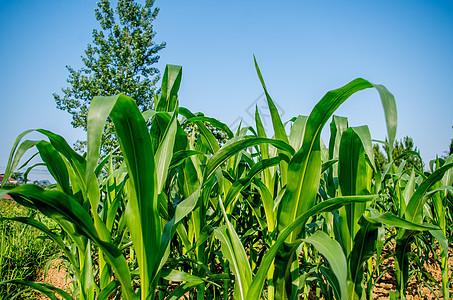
[
  {"left": 35, "top": 259, "right": 70, "bottom": 300},
  {"left": 34, "top": 243, "right": 453, "bottom": 299},
  {"left": 372, "top": 242, "right": 453, "bottom": 299}
]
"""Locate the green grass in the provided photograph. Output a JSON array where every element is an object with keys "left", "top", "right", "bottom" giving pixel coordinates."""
[{"left": 0, "top": 199, "right": 60, "bottom": 299}]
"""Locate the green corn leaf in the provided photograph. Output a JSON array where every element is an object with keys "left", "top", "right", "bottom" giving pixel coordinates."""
[
  {"left": 142, "top": 109, "right": 157, "bottom": 121},
  {"left": 278, "top": 78, "right": 374, "bottom": 241},
  {"left": 166, "top": 282, "right": 204, "bottom": 300},
  {"left": 80, "top": 239, "right": 95, "bottom": 300},
  {"left": 185, "top": 116, "right": 234, "bottom": 139},
  {"left": 169, "top": 150, "right": 204, "bottom": 169},
  {"left": 180, "top": 107, "right": 221, "bottom": 154},
  {"left": 350, "top": 126, "right": 375, "bottom": 172},
  {"left": 329, "top": 116, "right": 349, "bottom": 162},
  {"left": 303, "top": 231, "right": 348, "bottom": 300},
  {"left": 320, "top": 266, "right": 341, "bottom": 300},
  {"left": 401, "top": 170, "right": 416, "bottom": 216},
  {"left": 36, "top": 141, "right": 71, "bottom": 195},
  {"left": 339, "top": 127, "right": 372, "bottom": 197},
  {"left": 255, "top": 178, "right": 277, "bottom": 232},
  {"left": 246, "top": 195, "right": 376, "bottom": 300},
  {"left": 155, "top": 110, "right": 178, "bottom": 193},
  {"left": 0, "top": 279, "right": 73, "bottom": 300},
  {"left": 405, "top": 163, "right": 453, "bottom": 224},
  {"left": 430, "top": 229, "right": 449, "bottom": 259},
  {"left": 348, "top": 218, "right": 381, "bottom": 299},
  {"left": 155, "top": 187, "right": 201, "bottom": 278},
  {"left": 108, "top": 94, "right": 159, "bottom": 298},
  {"left": 327, "top": 115, "right": 349, "bottom": 198},
  {"left": 0, "top": 216, "right": 80, "bottom": 276},
  {"left": 338, "top": 126, "right": 372, "bottom": 257},
  {"left": 288, "top": 115, "right": 308, "bottom": 152},
  {"left": 322, "top": 159, "right": 338, "bottom": 174},
  {"left": 215, "top": 225, "right": 252, "bottom": 300},
  {"left": 224, "top": 155, "right": 284, "bottom": 209},
  {"left": 161, "top": 269, "right": 204, "bottom": 285},
  {"left": 254, "top": 56, "right": 290, "bottom": 187},
  {"left": 86, "top": 95, "right": 118, "bottom": 186},
  {"left": 156, "top": 64, "right": 182, "bottom": 112},
  {"left": 36, "top": 129, "right": 86, "bottom": 180},
  {"left": 6, "top": 185, "right": 136, "bottom": 300},
  {"left": 1, "top": 130, "right": 82, "bottom": 191},
  {"left": 2, "top": 129, "right": 36, "bottom": 187},
  {"left": 98, "top": 281, "right": 120, "bottom": 300},
  {"left": 215, "top": 197, "right": 253, "bottom": 300},
  {"left": 253, "top": 56, "right": 289, "bottom": 145},
  {"left": 272, "top": 241, "right": 302, "bottom": 300},
  {"left": 203, "top": 136, "right": 295, "bottom": 183},
  {"left": 365, "top": 207, "right": 439, "bottom": 231},
  {"left": 373, "top": 84, "right": 397, "bottom": 159},
  {"left": 2, "top": 139, "right": 39, "bottom": 188}
]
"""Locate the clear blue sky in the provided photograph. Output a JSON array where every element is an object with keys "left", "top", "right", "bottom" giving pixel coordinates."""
[{"left": 1, "top": 0, "right": 452, "bottom": 181}]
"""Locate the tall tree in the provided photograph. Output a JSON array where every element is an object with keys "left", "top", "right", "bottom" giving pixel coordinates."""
[
  {"left": 373, "top": 136, "right": 424, "bottom": 172},
  {"left": 54, "top": 0, "right": 165, "bottom": 152}
]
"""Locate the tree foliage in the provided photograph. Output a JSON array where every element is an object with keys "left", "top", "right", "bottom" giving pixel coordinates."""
[
  {"left": 54, "top": 0, "right": 165, "bottom": 151},
  {"left": 373, "top": 136, "right": 424, "bottom": 171}
]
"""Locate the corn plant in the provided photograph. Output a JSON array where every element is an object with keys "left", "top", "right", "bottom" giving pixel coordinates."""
[{"left": 1, "top": 60, "right": 452, "bottom": 299}]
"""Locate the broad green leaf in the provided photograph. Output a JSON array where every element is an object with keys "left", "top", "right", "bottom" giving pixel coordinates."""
[
  {"left": 253, "top": 56, "right": 289, "bottom": 145},
  {"left": 288, "top": 115, "right": 308, "bottom": 152},
  {"left": 185, "top": 116, "right": 234, "bottom": 139},
  {"left": 278, "top": 78, "right": 373, "bottom": 241},
  {"left": 247, "top": 195, "right": 377, "bottom": 300},
  {"left": 303, "top": 231, "right": 347, "bottom": 300},
  {"left": 155, "top": 110, "right": 178, "bottom": 193},
  {"left": 180, "top": 108, "right": 221, "bottom": 154},
  {"left": 36, "top": 141, "right": 71, "bottom": 195},
  {"left": 255, "top": 179, "right": 277, "bottom": 232},
  {"left": 0, "top": 279, "right": 73, "bottom": 300},
  {"left": 1, "top": 129, "right": 40, "bottom": 187},
  {"left": 86, "top": 95, "right": 118, "bottom": 186},
  {"left": 373, "top": 84, "right": 397, "bottom": 159},
  {"left": 215, "top": 225, "right": 251, "bottom": 300},
  {"left": 169, "top": 150, "right": 203, "bottom": 169},
  {"left": 109, "top": 94, "right": 159, "bottom": 298},
  {"left": 350, "top": 126, "right": 375, "bottom": 172},
  {"left": 401, "top": 170, "right": 416, "bottom": 216},
  {"left": 162, "top": 269, "right": 204, "bottom": 285},
  {"left": 254, "top": 56, "right": 290, "bottom": 187},
  {"left": 203, "top": 136, "right": 295, "bottom": 183},
  {"left": 405, "top": 163, "right": 453, "bottom": 224},
  {"left": 215, "top": 197, "right": 253, "bottom": 300},
  {"left": 348, "top": 218, "right": 381, "bottom": 299},
  {"left": 98, "top": 281, "right": 120, "bottom": 300},
  {"left": 338, "top": 126, "right": 372, "bottom": 255},
  {"left": 224, "top": 155, "right": 284, "bottom": 209},
  {"left": 0, "top": 216, "right": 79, "bottom": 276},
  {"left": 156, "top": 64, "right": 182, "bottom": 112},
  {"left": 155, "top": 187, "right": 201, "bottom": 277},
  {"left": 365, "top": 208, "right": 439, "bottom": 231},
  {"left": 7, "top": 185, "right": 136, "bottom": 300},
  {"left": 430, "top": 229, "right": 449, "bottom": 258}
]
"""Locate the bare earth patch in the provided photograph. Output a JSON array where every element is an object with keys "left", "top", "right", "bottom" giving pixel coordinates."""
[
  {"left": 35, "top": 259, "right": 70, "bottom": 300},
  {"left": 373, "top": 243, "right": 453, "bottom": 299},
  {"left": 33, "top": 244, "right": 452, "bottom": 299}
]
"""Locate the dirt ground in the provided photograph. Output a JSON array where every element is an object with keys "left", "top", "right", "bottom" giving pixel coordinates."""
[
  {"left": 35, "top": 259, "right": 70, "bottom": 300},
  {"left": 37, "top": 244, "right": 452, "bottom": 299},
  {"left": 373, "top": 243, "right": 453, "bottom": 300}
]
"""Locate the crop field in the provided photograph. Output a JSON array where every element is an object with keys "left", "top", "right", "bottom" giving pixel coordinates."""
[{"left": 1, "top": 62, "right": 452, "bottom": 299}]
